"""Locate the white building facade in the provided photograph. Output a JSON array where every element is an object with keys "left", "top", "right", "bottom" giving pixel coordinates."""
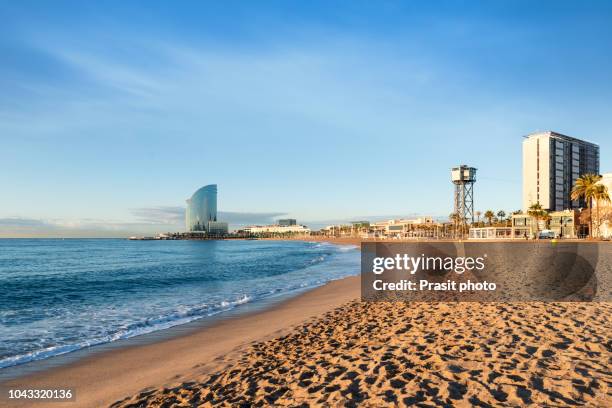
[
  {"left": 242, "top": 225, "right": 311, "bottom": 235},
  {"left": 594, "top": 173, "right": 612, "bottom": 239}
]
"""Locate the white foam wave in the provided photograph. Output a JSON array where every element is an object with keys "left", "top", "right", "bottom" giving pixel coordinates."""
[
  {"left": 0, "top": 241, "right": 360, "bottom": 370},
  {"left": 0, "top": 294, "right": 255, "bottom": 369}
]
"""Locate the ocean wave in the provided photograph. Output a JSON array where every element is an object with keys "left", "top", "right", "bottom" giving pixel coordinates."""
[
  {"left": 309, "top": 242, "right": 358, "bottom": 252},
  {"left": 0, "top": 240, "right": 360, "bottom": 370},
  {"left": 336, "top": 244, "right": 358, "bottom": 251},
  {"left": 0, "top": 277, "right": 352, "bottom": 370},
  {"left": 310, "top": 255, "right": 326, "bottom": 263},
  {"left": 0, "top": 293, "right": 260, "bottom": 369}
]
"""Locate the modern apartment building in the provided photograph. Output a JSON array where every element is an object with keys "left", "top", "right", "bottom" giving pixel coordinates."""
[{"left": 522, "top": 131, "right": 599, "bottom": 211}]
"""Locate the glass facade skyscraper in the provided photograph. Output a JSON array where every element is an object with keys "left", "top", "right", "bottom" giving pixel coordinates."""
[{"left": 185, "top": 184, "right": 218, "bottom": 232}]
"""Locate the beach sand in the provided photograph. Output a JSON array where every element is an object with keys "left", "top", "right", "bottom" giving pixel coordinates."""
[
  {"left": 3, "top": 239, "right": 611, "bottom": 407},
  {"left": 1, "top": 276, "right": 361, "bottom": 408},
  {"left": 114, "top": 301, "right": 611, "bottom": 407}
]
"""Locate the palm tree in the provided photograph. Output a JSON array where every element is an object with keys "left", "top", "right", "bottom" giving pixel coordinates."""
[
  {"left": 593, "top": 184, "right": 611, "bottom": 237},
  {"left": 475, "top": 211, "right": 482, "bottom": 226},
  {"left": 497, "top": 210, "right": 506, "bottom": 226},
  {"left": 484, "top": 210, "right": 495, "bottom": 226},
  {"left": 571, "top": 174, "right": 602, "bottom": 238},
  {"left": 527, "top": 202, "right": 548, "bottom": 237},
  {"left": 449, "top": 212, "right": 460, "bottom": 238}
]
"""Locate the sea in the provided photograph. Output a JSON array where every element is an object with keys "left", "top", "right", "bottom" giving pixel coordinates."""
[{"left": 0, "top": 239, "right": 359, "bottom": 370}]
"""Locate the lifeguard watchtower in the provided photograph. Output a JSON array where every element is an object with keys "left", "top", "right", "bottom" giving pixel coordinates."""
[{"left": 451, "top": 165, "right": 477, "bottom": 224}]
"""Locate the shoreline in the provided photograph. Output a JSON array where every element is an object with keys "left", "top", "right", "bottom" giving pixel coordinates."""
[
  {"left": 1, "top": 271, "right": 361, "bottom": 408},
  {"left": 3, "top": 238, "right": 610, "bottom": 407},
  {"left": 0, "top": 239, "right": 359, "bottom": 378},
  {"left": 0, "top": 272, "right": 356, "bottom": 379}
]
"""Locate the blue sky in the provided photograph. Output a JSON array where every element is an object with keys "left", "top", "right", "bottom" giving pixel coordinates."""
[{"left": 1, "top": 1, "right": 611, "bottom": 236}]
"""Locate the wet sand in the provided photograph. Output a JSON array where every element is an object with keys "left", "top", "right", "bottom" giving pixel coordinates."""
[{"left": 1, "top": 276, "right": 361, "bottom": 408}]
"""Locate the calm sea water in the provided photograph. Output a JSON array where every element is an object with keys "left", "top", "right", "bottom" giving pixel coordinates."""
[{"left": 0, "top": 239, "right": 359, "bottom": 369}]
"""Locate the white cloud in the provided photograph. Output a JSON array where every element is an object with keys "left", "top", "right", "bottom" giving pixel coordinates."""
[{"left": 0, "top": 208, "right": 291, "bottom": 237}]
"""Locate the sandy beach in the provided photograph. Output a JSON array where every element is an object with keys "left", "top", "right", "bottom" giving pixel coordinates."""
[
  {"left": 114, "top": 301, "right": 611, "bottom": 407},
  {"left": 1, "top": 275, "right": 361, "bottom": 408},
  {"left": 2, "top": 240, "right": 611, "bottom": 407}
]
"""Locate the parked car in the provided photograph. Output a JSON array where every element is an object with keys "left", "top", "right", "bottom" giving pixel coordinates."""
[{"left": 538, "top": 230, "right": 556, "bottom": 239}]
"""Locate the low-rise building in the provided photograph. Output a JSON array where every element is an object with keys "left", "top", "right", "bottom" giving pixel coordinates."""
[
  {"left": 241, "top": 224, "right": 310, "bottom": 235},
  {"left": 320, "top": 217, "right": 437, "bottom": 238},
  {"left": 470, "top": 211, "right": 580, "bottom": 239},
  {"left": 207, "top": 221, "right": 229, "bottom": 235},
  {"left": 549, "top": 210, "right": 578, "bottom": 239},
  {"left": 278, "top": 218, "right": 297, "bottom": 226},
  {"left": 511, "top": 213, "right": 537, "bottom": 238},
  {"left": 468, "top": 227, "right": 515, "bottom": 240},
  {"left": 370, "top": 217, "right": 438, "bottom": 238}
]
